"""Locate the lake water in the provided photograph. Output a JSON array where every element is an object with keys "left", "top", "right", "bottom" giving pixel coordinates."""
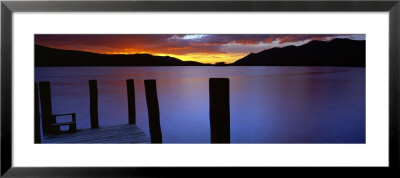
[{"left": 35, "top": 66, "right": 365, "bottom": 143}]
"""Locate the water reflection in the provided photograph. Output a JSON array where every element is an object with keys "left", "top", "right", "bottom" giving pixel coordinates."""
[{"left": 35, "top": 66, "right": 365, "bottom": 143}]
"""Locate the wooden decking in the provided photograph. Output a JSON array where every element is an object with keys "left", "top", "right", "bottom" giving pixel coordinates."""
[{"left": 42, "top": 124, "right": 150, "bottom": 143}]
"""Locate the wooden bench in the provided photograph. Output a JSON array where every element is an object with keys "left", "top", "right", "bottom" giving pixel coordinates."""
[
  {"left": 38, "top": 81, "right": 78, "bottom": 135},
  {"left": 51, "top": 113, "right": 77, "bottom": 134}
]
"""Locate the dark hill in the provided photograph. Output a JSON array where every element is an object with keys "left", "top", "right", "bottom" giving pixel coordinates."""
[
  {"left": 232, "top": 38, "right": 365, "bottom": 67},
  {"left": 35, "top": 45, "right": 205, "bottom": 66}
]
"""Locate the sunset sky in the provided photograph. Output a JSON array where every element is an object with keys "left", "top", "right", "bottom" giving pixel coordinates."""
[{"left": 35, "top": 34, "right": 365, "bottom": 64}]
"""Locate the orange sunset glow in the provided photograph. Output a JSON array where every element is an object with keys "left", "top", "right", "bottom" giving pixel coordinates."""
[{"left": 35, "top": 34, "right": 365, "bottom": 64}]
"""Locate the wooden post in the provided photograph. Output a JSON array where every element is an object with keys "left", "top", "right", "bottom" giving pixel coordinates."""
[
  {"left": 209, "top": 78, "right": 230, "bottom": 143},
  {"left": 34, "top": 83, "right": 41, "bottom": 143},
  {"left": 89, "top": 80, "right": 99, "bottom": 129},
  {"left": 126, "top": 79, "right": 136, "bottom": 124},
  {"left": 144, "top": 79, "right": 162, "bottom": 143},
  {"left": 38, "top": 81, "right": 53, "bottom": 135}
]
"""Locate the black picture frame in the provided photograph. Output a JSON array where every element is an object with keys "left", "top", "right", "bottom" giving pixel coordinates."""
[{"left": 1, "top": 0, "right": 399, "bottom": 177}]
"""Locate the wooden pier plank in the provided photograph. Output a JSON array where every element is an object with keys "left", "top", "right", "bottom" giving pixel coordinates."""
[
  {"left": 42, "top": 124, "right": 150, "bottom": 144},
  {"left": 89, "top": 80, "right": 99, "bottom": 129},
  {"left": 34, "top": 83, "right": 41, "bottom": 143},
  {"left": 144, "top": 80, "right": 162, "bottom": 143},
  {"left": 209, "top": 78, "right": 230, "bottom": 143},
  {"left": 126, "top": 79, "right": 136, "bottom": 124}
]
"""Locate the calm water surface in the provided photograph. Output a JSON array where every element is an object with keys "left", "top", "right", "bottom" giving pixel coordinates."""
[{"left": 35, "top": 66, "right": 365, "bottom": 143}]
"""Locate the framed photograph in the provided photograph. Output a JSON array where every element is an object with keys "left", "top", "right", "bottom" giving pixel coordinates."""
[{"left": 1, "top": 0, "right": 399, "bottom": 177}]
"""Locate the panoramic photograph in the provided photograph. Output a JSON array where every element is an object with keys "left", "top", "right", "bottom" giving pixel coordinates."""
[{"left": 34, "top": 34, "right": 365, "bottom": 144}]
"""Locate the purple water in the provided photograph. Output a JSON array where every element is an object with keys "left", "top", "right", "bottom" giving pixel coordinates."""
[{"left": 35, "top": 66, "right": 365, "bottom": 143}]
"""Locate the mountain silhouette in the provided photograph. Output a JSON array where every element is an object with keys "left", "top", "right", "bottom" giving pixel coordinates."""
[
  {"left": 35, "top": 38, "right": 365, "bottom": 67},
  {"left": 233, "top": 38, "right": 365, "bottom": 67},
  {"left": 35, "top": 45, "right": 205, "bottom": 66}
]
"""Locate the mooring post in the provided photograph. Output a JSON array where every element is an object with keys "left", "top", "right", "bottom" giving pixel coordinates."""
[
  {"left": 144, "top": 79, "right": 162, "bottom": 143},
  {"left": 209, "top": 78, "right": 230, "bottom": 143},
  {"left": 34, "top": 83, "right": 41, "bottom": 143},
  {"left": 89, "top": 80, "right": 99, "bottom": 129},
  {"left": 38, "top": 81, "right": 53, "bottom": 135},
  {"left": 126, "top": 79, "right": 136, "bottom": 124}
]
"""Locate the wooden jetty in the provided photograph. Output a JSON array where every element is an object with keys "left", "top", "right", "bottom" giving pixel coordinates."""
[
  {"left": 42, "top": 124, "right": 150, "bottom": 143},
  {"left": 36, "top": 78, "right": 230, "bottom": 144},
  {"left": 36, "top": 79, "right": 151, "bottom": 144}
]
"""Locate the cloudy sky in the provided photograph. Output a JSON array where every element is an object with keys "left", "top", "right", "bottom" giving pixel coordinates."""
[{"left": 35, "top": 34, "right": 365, "bottom": 64}]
